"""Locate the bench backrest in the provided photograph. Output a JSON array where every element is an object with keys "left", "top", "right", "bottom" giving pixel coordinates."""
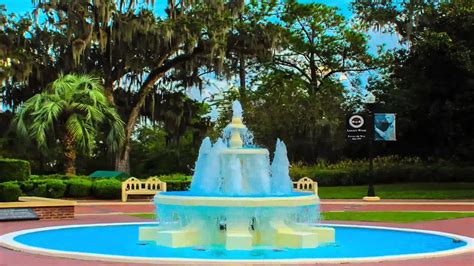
[
  {"left": 293, "top": 177, "right": 318, "bottom": 195},
  {"left": 122, "top": 176, "right": 167, "bottom": 192}
]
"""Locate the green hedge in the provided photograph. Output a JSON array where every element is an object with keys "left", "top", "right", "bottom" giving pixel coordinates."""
[
  {"left": 0, "top": 158, "right": 31, "bottom": 182},
  {"left": 18, "top": 179, "right": 67, "bottom": 198},
  {"left": 154, "top": 174, "right": 191, "bottom": 191},
  {"left": 0, "top": 182, "right": 22, "bottom": 202},
  {"left": 92, "top": 179, "right": 121, "bottom": 199},
  {"left": 66, "top": 179, "right": 92, "bottom": 197},
  {"left": 166, "top": 180, "right": 191, "bottom": 191},
  {"left": 30, "top": 174, "right": 90, "bottom": 180},
  {"left": 290, "top": 160, "right": 474, "bottom": 186},
  {"left": 44, "top": 179, "right": 67, "bottom": 198}
]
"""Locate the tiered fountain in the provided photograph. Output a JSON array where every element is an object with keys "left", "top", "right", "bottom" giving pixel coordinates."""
[
  {"left": 1, "top": 102, "right": 471, "bottom": 264},
  {"left": 139, "top": 101, "right": 335, "bottom": 250}
]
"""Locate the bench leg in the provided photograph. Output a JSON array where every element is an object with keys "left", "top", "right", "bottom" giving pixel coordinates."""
[{"left": 122, "top": 193, "right": 127, "bottom": 202}]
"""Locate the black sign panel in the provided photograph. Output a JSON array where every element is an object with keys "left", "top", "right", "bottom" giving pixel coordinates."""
[
  {"left": 0, "top": 208, "right": 39, "bottom": 222},
  {"left": 346, "top": 114, "right": 367, "bottom": 141}
]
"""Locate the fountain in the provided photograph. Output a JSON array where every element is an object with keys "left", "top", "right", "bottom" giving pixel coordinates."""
[
  {"left": 1, "top": 100, "right": 471, "bottom": 264},
  {"left": 139, "top": 100, "right": 335, "bottom": 250}
]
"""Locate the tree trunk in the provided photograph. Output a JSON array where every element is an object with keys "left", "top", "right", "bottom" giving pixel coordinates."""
[
  {"left": 115, "top": 71, "right": 166, "bottom": 173},
  {"left": 63, "top": 132, "right": 77, "bottom": 175},
  {"left": 115, "top": 143, "right": 130, "bottom": 174},
  {"left": 114, "top": 47, "right": 202, "bottom": 173},
  {"left": 238, "top": 53, "right": 247, "bottom": 105}
]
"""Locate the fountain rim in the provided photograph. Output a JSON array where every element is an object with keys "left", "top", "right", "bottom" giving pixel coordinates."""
[
  {"left": 154, "top": 192, "right": 318, "bottom": 207},
  {"left": 1, "top": 222, "right": 473, "bottom": 264}
]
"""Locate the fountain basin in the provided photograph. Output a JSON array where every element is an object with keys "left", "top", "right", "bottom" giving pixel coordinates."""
[
  {"left": 1, "top": 222, "right": 472, "bottom": 264},
  {"left": 154, "top": 191, "right": 317, "bottom": 207},
  {"left": 144, "top": 191, "right": 333, "bottom": 250}
]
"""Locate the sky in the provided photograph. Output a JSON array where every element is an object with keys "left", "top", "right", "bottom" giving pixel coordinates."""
[{"left": 2, "top": 0, "right": 401, "bottom": 118}]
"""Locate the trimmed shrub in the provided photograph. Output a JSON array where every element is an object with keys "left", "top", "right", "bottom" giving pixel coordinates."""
[
  {"left": 30, "top": 174, "right": 90, "bottom": 181},
  {"left": 67, "top": 179, "right": 92, "bottom": 197},
  {"left": 289, "top": 157, "right": 474, "bottom": 187},
  {"left": 92, "top": 179, "right": 121, "bottom": 199},
  {"left": 310, "top": 169, "right": 352, "bottom": 186},
  {"left": 19, "top": 179, "right": 67, "bottom": 198},
  {"left": 0, "top": 159, "right": 31, "bottom": 182},
  {"left": 44, "top": 179, "right": 67, "bottom": 198},
  {"left": 31, "top": 182, "right": 48, "bottom": 197},
  {"left": 0, "top": 182, "right": 22, "bottom": 202},
  {"left": 166, "top": 180, "right": 191, "bottom": 191}
]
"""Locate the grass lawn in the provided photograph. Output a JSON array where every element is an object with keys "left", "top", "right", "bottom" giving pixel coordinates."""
[
  {"left": 129, "top": 211, "right": 474, "bottom": 223},
  {"left": 318, "top": 183, "right": 474, "bottom": 199}
]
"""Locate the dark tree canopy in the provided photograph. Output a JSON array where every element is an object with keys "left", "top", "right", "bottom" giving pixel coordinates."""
[{"left": 356, "top": 0, "right": 474, "bottom": 160}]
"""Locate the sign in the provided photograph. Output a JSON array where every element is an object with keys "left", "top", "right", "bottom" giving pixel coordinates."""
[
  {"left": 346, "top": 114, "right": 367, "bottom": 141},
  {"left": 374, "top": 113, "right": 396, "bottom": 141},
  {"left": 0, "top": 208, "right": 39, "bottom": 222}
]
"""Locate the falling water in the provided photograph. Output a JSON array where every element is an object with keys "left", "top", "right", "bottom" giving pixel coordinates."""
[
  {"left": 270, "top": 139, "right": 293, "bottom": 195},
  {"left": 190, "top": 101, "right": 293, "bottom": 196}
]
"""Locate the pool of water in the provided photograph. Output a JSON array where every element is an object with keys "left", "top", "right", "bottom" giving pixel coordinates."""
[
  {"left": 9, "top": 223, "right": 469, "bottom": 260},
  {"left": 159, "top": 191, "right": 312, "bottom": 197}
]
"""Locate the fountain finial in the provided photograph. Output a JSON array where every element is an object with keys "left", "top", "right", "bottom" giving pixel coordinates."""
[{"left": 228, "top": 100, "right": 246, "bottom": 148}]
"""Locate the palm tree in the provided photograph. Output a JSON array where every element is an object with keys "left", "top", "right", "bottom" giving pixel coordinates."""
[{"left": 14, "top": 74, "right": 125, "bottom": 175}]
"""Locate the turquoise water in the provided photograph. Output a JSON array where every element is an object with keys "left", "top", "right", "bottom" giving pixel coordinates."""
[
  {"left": 13, "top": 224, "right": 467, "bottom": 260},
  {"left": 160, "top": 191, "right": 312, "bottom": 197}
]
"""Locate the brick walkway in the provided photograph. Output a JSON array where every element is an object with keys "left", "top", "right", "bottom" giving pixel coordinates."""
[{"left": 1, "top": 200, "right": 473, "bottom": 266}]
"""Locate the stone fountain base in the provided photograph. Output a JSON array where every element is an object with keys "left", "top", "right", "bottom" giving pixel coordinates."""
[{"left": 139, "top": 192, "right": 335, "bottom": 250}]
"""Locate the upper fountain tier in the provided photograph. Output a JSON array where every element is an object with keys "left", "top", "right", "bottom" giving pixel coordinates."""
[{"left": 190, "top": 100, "right": 293, "bottom": 196}]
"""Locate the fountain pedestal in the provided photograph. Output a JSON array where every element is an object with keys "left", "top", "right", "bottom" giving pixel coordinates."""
[{"left": 139, "top": 192, "right": 335, "bottom": 250}]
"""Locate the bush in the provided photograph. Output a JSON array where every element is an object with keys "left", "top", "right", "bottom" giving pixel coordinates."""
[
  {"left": 166, "top": 180, "right": 191, "bottom": 191},
  {"left": 32, "top": 183, "right": 48, "bottom": 197},
  {"left": 66, "top": 179, "right": 92, "bottom": 197},
  {"left": 314, "top": 169, "right": 353, "bottom": 186},
  {"left": 0, "top": 182, "right": 22, "bottom": 202},
  {"left": 289, "top": 157, "right": 474, "bottom": 186},
  {"left": 30, "top": 174, "right": 90, "bottom": 181},
  {"left": 92, "top": 179, "right": 121, "bottom": 199},
  {"left": 18, "top": 179, "right": 67, "bottom": 198},
  {"left": 0, "top": 158, "right": 31, "bottom": 182},
  {"left": 44, "top": 179, "right": 67, "bottom": 198}
]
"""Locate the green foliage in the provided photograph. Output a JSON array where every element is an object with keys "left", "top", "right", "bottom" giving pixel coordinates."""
[
  {"left": 14, "top": 74, "right": 125, "bottom": 154},
  {"left": 130, "top": 126, "right": 200, "bottom": 176},
  {"left": 290, "top": 156, "right": 474, "bottom": 186},
  {"left": 30, "top": 174, "right": 90, "bottom": 180},
  {"left": 18, "top": 179, "right": 67, "bottom": 198},
  {"left": 166, "top": 180, "right": 191, "bottom": 191},
  {"left": 355, "top": 1, "right": 474, "bottom": 160},
  {"left": 239, "top": 71, "right": 346, "bottom": 162},
  {"left": 66, "top": 179, "right": 92, "bottom": 197},
  {"left": 43, "top": 179, "right": 67, "bottom": 198},
  {"left": 13, "top": 74, "right": 125, "bottom": 174},
  {"left": 0, "top": 158, "right": 31, "bottom": 182},
  {"left": 0, "top": 181, "right": 22, "bottom": 202},
  {"left": 274, "top": 0, "right": 377, "bottom": 94},
  {"left": 155, "top": 174, "right": 192, "bottom": 191},
  {"left": 92, "top": 179, "right": 121, "bottom": 199}
]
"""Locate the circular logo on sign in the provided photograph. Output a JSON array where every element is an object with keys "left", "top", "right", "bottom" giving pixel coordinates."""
[{"left": 349, "top": 115, "right": 364, "bottom": 128}]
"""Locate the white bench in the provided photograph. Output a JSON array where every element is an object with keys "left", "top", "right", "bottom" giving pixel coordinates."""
[
  {"left": 121, "top": 177, "right": 167, "bottom": 202},
  {"left": 293, "top": 177, "right": 318, "bottom": 195}
]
